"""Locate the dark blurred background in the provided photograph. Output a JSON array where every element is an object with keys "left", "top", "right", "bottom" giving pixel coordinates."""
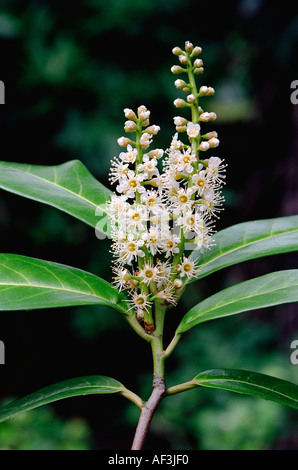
[{"left": 0, "top": 0, "right": 298, "bottom": 450}]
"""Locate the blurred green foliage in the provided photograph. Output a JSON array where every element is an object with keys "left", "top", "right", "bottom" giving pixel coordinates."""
[
  {"left": 0, "top": 401, "right": 91, "bottom": 450},
  {"left": 0, "top": 0, "right": 298, "bottom": 450}
]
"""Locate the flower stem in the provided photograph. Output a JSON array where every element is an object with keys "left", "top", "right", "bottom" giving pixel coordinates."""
[{"left": 131, "top": 300, "right": 167, "bottom": 450}]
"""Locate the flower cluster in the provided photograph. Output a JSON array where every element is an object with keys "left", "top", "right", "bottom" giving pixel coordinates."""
[{"left": 108, "top": 41, "right": 226, "bottom": 333}]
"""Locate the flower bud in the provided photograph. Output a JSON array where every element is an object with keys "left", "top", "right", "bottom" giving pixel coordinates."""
[
  {"left": 124, "top": 120, "right": 137, "bottom": 133},
  {"left": 206, "top": 87, "right": 215, "bottom": 96},
  {"left": 137, "top": 105, "right": 150, "bottom": 122},
  {"left": 140, "top": 132, "right": 152, "bottom": 148},
  {"left": 146, "top": 125, "right": 160, "bottom": 135},
  {"left": 199, "top": 86, "right": 209, "bottom": 96},
  {"left": 172, "top": 46, "right": 183, "bottom": 56},
  {"left": 173, "top": 278, "right": 183, "bottom": 289},
  {"left": 117, "top": 137, "right": 131, "bottom": 147},
  {"left": 176, "top": 125, "right": 187, "bottom": 133},
  {"left": 124, "top": 108, "right": 137, "bottom": 120},
  {"left": 185, "top": 41, "right": 194, "bottom": 52},
  {"left": 208, "top": 137, "right": 220, "bottom": 148},
  {"left": 174, "top": 79, "right": 187, "bottom": 89},
  {"left": 171, "top": 65, "right": 184, "bottom": 74},
  {"left": 178, "top": 54, "right": 188, "bottom": 65},
  {"left": 208, "top": 112, "right": 217, "bottom": 121},
  {"left": 174, "top": 98, "right": 187, "bottom": 108},
  {"left": 148, "top": 149, "right": 164, "bottom": 159},
  {"left": 194, "top": 67, "right": 204, "bottom": 75},
  {"left": 191, "top": 46, "right": 202, "bottom": 57},
  {"left": 199, "top": 141, "right": 210, "bottom": 151},
  {"left": 187, "top": 94, "right": 196, "bottom": 104},
  {"left": 173, "top": 116, "right": 188, "bottom": 126},
  {"left": 202, "top": 131, "right": 218, "bottom": 139},
  {"left": 129, "top": 279, "right": 140, "bottom": 289},
  {"left": 199, "top": 112, "right": 211, "bottom": 122},
  {"left": 194, "top": 58, "right": 203, "bottom": 68}
]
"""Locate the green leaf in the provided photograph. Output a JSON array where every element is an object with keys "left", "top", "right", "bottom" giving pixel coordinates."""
[
  {"left": 0, "top": 160, "right": 112, "bottom": 237},
  {"left": 0, "top": 376, "right": 125, "bottom": 423},
  {"left": 191, "top": 369, "right": 298, "bottom": 410},
  {"left": 0, "top": 253, "right": 129, "bottom": 315},
  {"left": 178, "top": 269, "right": 298, "bottom": 333},
  {"left": 190, "top": 215, "right": 298, "bottom": 280}
]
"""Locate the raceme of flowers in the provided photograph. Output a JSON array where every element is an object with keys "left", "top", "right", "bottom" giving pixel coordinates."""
[{"left": 108, "top": 41, "right": 226, "bottom": 332}]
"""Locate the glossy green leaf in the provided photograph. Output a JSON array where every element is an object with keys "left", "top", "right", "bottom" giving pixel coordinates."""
[
  {"left": 190, "top": 369, "right": 298, "bottom": 410},
  {"left": 0, "top": 376, "right": 125, "bottom": 423},
  {"left": 190, "top": 215, "right": 298, "bottom": 280},
  {"left": 0, "top": 160, "right": 112, "bottom": 237},
  {"left": 178, "top": 269, "right": 298, "bottom": 333},
  {"left": 0, "top": 253, "right": 129, "bottom": 315}
]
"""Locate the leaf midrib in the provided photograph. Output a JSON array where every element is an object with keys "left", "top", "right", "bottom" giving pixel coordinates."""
[
  {"left": 185, "top": 272, "right": 298, "bottom": 323},
  {"left": 195, "top": 377, "right": 298, "bottom": 404},
  {"left": 0, "top": 279, "right": 128, "bottom": 313},
  {"left": 24, "top": 166, "right": 102, "bottom": 209},
  {"left": 2, "top": 164, "right": 110, "bottom": 215},
  {"left": 194, "top": 225, "right": 298, "bottom": 272}
]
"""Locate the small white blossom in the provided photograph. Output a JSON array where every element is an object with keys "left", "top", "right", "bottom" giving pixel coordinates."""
[
  {"left": 177, "top": 256, "right": 198, "bottom": 279},
  {"left": 140, "top": 132, "right": 153, "bottom": 149},
  {"left": 119, "top": 145, "right": 138, "bottom": 164},
  {"left": 129, "top": 291, "right": 152, "bottom": 313},
  {"left": 117, "top": 234, "right": 145, "bottom": 265},
  {"left": 137, "top": 154, "right": 159, "bottom": 179},
  {"left": 117, "top": 173, "right": 145, "bottom": 199},
  {"left": 187, "top": 122, "right": 201, "bottom": 139}
]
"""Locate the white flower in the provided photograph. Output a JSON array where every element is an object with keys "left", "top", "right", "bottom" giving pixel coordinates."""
[
  {"left": 137, "top": 261, "right": 159, "bottom": 285},
  {"left": 177, "top": 209, "right": 204, "bottom": 234},
  {"left": 109, "top": 157, "right": 134, "bottom": 184},
  {"left": 117, "top": 234, "right": 145, "bottom": 264},
  {"left": 171, "top": 187, "right": 195, "bottom": 212},
  {"left": 129, "top": 291, "right": 152, "bottom": 313},
  {"left": 137, "top": 154, "right": 159, "bottom": 179},
  {"left": 169, "top": 133, "right": 183, "bottom": 151},
  {"left": 155, "top": 260, "right": 172, "bottom": 286},
  {"left": 199, "top": 188, "right": 224, "bottom": 219},
  {"left": 177, "top": 256, "right": 198, "bottom": 279},
  {"left": 205, "top": 156, "right": 226, "bottom": 184},
  {"left": 142, "top": 227, "right": 162, "bottom": 256},
  {"left": 110, "top": 194, "right": 130, "bottom": 213},
  {"left": 156, "top": 284, "right": 177, "bottom": 305},
  {"left": 116, "top": 173, "right": 145, "bottom": 199},
  {"left": 191, "top": 170, "right": 209, "bottom": 195},
  {"left": 160, "top": 233, "right": 181, "bottom": 258},
  {"left": 119, "top": 145, "right": 138, "bottom": 164},
  {"left": 140, "top": 190, "right": 162, "bottom": 214},
  {"left": 127, "top": 205, "right": 148, "bottom": 232},
  {"left": 112, "top": 266, "right": 130, "bottom": 291},
  {"left": 176, "top": 149, "right": 197, "bottom": 174},
  {"left": 187, "top": 122, "right": 201, "bottom": 139}
]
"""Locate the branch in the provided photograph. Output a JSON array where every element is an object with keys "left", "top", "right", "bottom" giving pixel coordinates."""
[{"left": 131, "top": 374, "right": 166, "bottom": 450}]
